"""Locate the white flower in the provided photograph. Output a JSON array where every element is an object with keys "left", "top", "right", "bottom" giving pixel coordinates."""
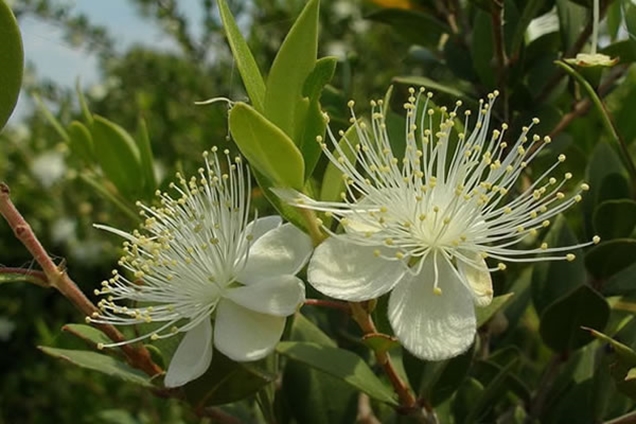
[
  {"left": 89, "top": 148, "right": 313, "bottom": 387},
  {"left": 275, "top": 88, "right": 599, "bottom": 361}
]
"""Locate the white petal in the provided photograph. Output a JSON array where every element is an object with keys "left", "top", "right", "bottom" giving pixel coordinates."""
[
  {"left": 457, "top": 253, "right": 493, "bottom": 307},
  {"left": 164, "top": 319, "right": 213, "bottom": 388},
  {"left": 388, "top": 255, "right": 476, "bottom": 361},
  {"left": 224, "top": 275, "right": 305, "bottom": 316},
  {"left": 237, "top": 223, "right": 313, "bottom": 285},
  {"left": 307, "top": 237, "right": 405, "bottom": 301},
  {"left": 214, "top": 299, "right": 286, "bottom": 361},
  {"left": 243, "top": 215, "right": 282, "bottom": 242}
]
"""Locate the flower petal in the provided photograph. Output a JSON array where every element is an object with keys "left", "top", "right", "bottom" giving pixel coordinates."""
[
  {"left": 237, "top": 223, "right": 313, "bottom": 284},
  {"left": 457, "top": 253, "right": 493, "bottom": 307},
  {"left": 388, "top": 255, "right": 476, "bottom": 361},
  {"left": 243, "top": 215, "right": 282, "bottom": 242},
  {"left": 164, "top": 318, "right": 213, "bottom": 387},
  {"left": 224, "top": 275, "right": 305, "bottom": 316},
  {"left": 307, "top": 237, "right": 405, "bottom": 301},
  {"left": 214, "top": 299, "right": 286, "bottom": 361}
]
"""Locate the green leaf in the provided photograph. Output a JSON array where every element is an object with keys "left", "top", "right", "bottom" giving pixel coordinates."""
[
  {"left": 229, "top": 102, "right": 304, "bottom": 189},
  {"left": 39, "top": 347, "right": 152, "bottom": 387},
  {"left": 264, "top": 0, "right": 319, "bottom": 140},
  {"left": 62, "top": 324, "right": 111, "bottom": 347},
  {"left": 587, "top": 328, "right": 636, "bottom": 401},
  {"left": 602, "top": 40, "right": 636, "bottom": 64},
  {"left": 276, "top": 341, "right": 398, "bottom": 405},
  {"left": 135, "top": 117, "right": 157, "bottom": 199},
  {"left": 623, "top": 0, "right": 636, "bottom": 41},
  {"left": 361, "top": 333, "right": 400, "bottom": 355},
  {"left": 75, "top": 79, "right": 93, "bottom": 125},
  {"left": 532, "top": 216, "right": 586, "bottom": 314},
  {"left": 217, "top": 0, "right": 265, "bottom": 112},
  {"left": 403, "top": 345, "right": 475, "bottom": 407},
  {"left": 539, "top": 285, "right": 609, "bottom": 352},
  {"left": 319, "top": 121, "right": 359, "bottom": 202},
  {"left": 184, "top": 351, "right": 275, "bottom": 407},
  {"left": 510, "top": 0, "right": 548, "bottom": 56},
  {"left": 603, "top": 261, "right": 636, "bottom": 296},
  {"left": 300, "top": 57, "right": 337, "bottom": 179},
  {"left": 33, "top": 94, "right": 69, "bottom": 142},
  {"left": 465, "top": 360, "right": 520, "bottom": 423},
  {"left": 365, "top": 8, "right": 451, "bottom": 49},
  {"left": 392, "top": 76, "right": 478, "bottom": 107},
  {"left": 585, "top": 238, "right": 636, "bottom": 279},
  {"left": 0, "top": 0, "right": 23, "bottom": 130},
  {"left": 471, "top": 10, "right": 496, "bottom": 89},
  {"left": 476, "top": 293, "right": 515, "bottom": 328},
  {"left": 67, "top": 121, "right": 94, "bottom": 163},
  {"left": 593, "top": 199, "right": 636, "bottom": 240}
]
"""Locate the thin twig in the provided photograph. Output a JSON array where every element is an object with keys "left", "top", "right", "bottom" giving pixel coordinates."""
[
  {"left": 605, "top": 410, "right": 636, "bottom": 424},
  {"left": 349, "top": 302, "right": 434, "bottom": 423},
  {"left": 303, "top": 298, "right": 350, "bottom": 312},
  {"left": 490, "top": 0, "right": 509, "bottom": 121},
  {"left": 0, "top": 182, "right": 162, "bottom": 378}
]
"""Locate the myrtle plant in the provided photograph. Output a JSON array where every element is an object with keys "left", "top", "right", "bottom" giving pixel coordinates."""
[{"left": 4, "top": 0, "right": 636, "bottom": 423}]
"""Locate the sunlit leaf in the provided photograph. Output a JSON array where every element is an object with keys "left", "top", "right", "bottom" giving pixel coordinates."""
[
  {"left": 39, "top": 347, "right": 153, "bottom": 387},
  {"left": 0, "top": 0, "right": 23, "bottom": 130}
]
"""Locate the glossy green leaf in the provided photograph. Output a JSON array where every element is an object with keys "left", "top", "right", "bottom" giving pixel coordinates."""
[
  {"left": 229, "top": 102, "right": 304, "bottom": 189},
  {"left": 593, "top": 199, "right": 636, "bottom": 240},
  {"left": 539, "top": 285, "right": 609, "bottom": 352},
  {"left": 277, "top": 342, "right": 398, "bottom": 405},
  {"left": 602, "top": 40, "right": 636, "bottom": 64},
  {"left": 67, "top": 121, "right": 94, "bottom": 163},
  {"left": 476, "top": 293, "right": 515, "bottom": 328},
  {"left": 0, "top": 0, "right": 23, "bottom": 130},
  {"left": 62, "top": 324, "right": 111, "bottom": 347},
  {"left": 471, "top": 10, "right": 496, "bottom": 89},
  {"left": 587, "top": 328, "right": 636, "bottom": 401},
  {"left": 585, "top": 239, "right": 636, "bottom": 279},
  {"left": 184, "top": 351, "right": 274, "bottom": 407},
  {"left": 282, "top": 314, "right": 358, "bottom": 424},
  {"left": 603, "top": 260, "right": 636, "bottom": 296},
  {"left": 39, "top": 347, "right": 152, "bottom": 387},
  {"left": 217, "top": 0, "right": 265, "bottom": 111},
  {"left": 403, "top": 345, "right": 475, "bottom": 407},
  {"left": 300, "top": 57, "right": 337, "bottom": 179},
  {"left": 465, "top": 360, "right": 520, "bottom": 423},
  {"left": 264, "top": 0, "right": 318, "bottom": 140},
  {"left": 91, "top": 115, "right": 142, "bottom": 197},
  {"left": 510, "top": 0, "right": 548, "bottom": 56},
  {"left": 532, "top": 216, "right": 586, "bottom": 314},
  {"left": 623, "top": 0, "right": 636, "bottom": 41},
  {"left": 365, "top": 8, "right": 451, "bottom": 49},
  {"left": 135, "top": 117, "right": 157, "bottom": 199}
]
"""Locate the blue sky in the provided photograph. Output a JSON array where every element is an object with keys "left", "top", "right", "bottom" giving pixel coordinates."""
[{"left": 12, "top": 0, "right": 202, "bottom": 122}]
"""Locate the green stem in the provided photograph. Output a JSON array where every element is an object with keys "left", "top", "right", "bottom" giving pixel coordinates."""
[{"left": 555, "top": 60, "right": 636, "bottom": 187}]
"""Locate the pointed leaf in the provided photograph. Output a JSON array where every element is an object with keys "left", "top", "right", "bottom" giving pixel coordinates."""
[
  {"left": 539, "top": 285, "right": 609, "bottom": 352},
  {"left": 135, "top": 117, "right": 157, "bottom": 199},
  {"left": 217, "top": 0, "right": 265, "bottom": 111},
  {"left": 264, "top": 0, "right": 319, "bottom": 140},
  {"left": 184, "top": 350, "right": 275, "bottom": 407},
  {"left": 39, "top": 347, "right": 152, "bottom": 387},
  {"left": 276, "top": 341, "right": 398, "bottom": 405},
  {"left": 67, "top": 121, "right": 94, "bottom": 163},
  {"left": 585, "top": 239, "right": 636, "bottom": 279},
  {"left": 91, "top": 115, "right": 142, "bottom": 197},
  {"left": 62, "top": 324, "right": 112, "bottom": 347},
  {"left": 476, "top": 293, "right": 515, "bottom": 328},
  {"left": 75, "top": 79, "right": 93, "bottom": 125},
  {"left": 0, "top": 0, "right": 23, "bottom": 130},
  {"left": 229, "top": 102, "right": 304, "bottom": 189},
  {"left": 593, "top": 199, "right": 636, "bottom": 240}
]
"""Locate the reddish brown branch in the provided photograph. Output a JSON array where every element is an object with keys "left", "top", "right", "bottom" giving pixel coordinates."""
[{"left": 0, "top": 182, "right": 162, "bottom": 377}]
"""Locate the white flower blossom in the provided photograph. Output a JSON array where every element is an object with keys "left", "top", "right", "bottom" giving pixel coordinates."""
[
  {"left": 88, "top": 148, "right": 313, "bottom": 387},
  {"left": 275, "top": 88, "right": 599, "bottom": 361}
]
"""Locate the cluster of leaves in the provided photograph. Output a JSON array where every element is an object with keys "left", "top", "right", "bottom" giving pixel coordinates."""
[{"left": 4, "top": 0, "right": 636, "bottom": 423}]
